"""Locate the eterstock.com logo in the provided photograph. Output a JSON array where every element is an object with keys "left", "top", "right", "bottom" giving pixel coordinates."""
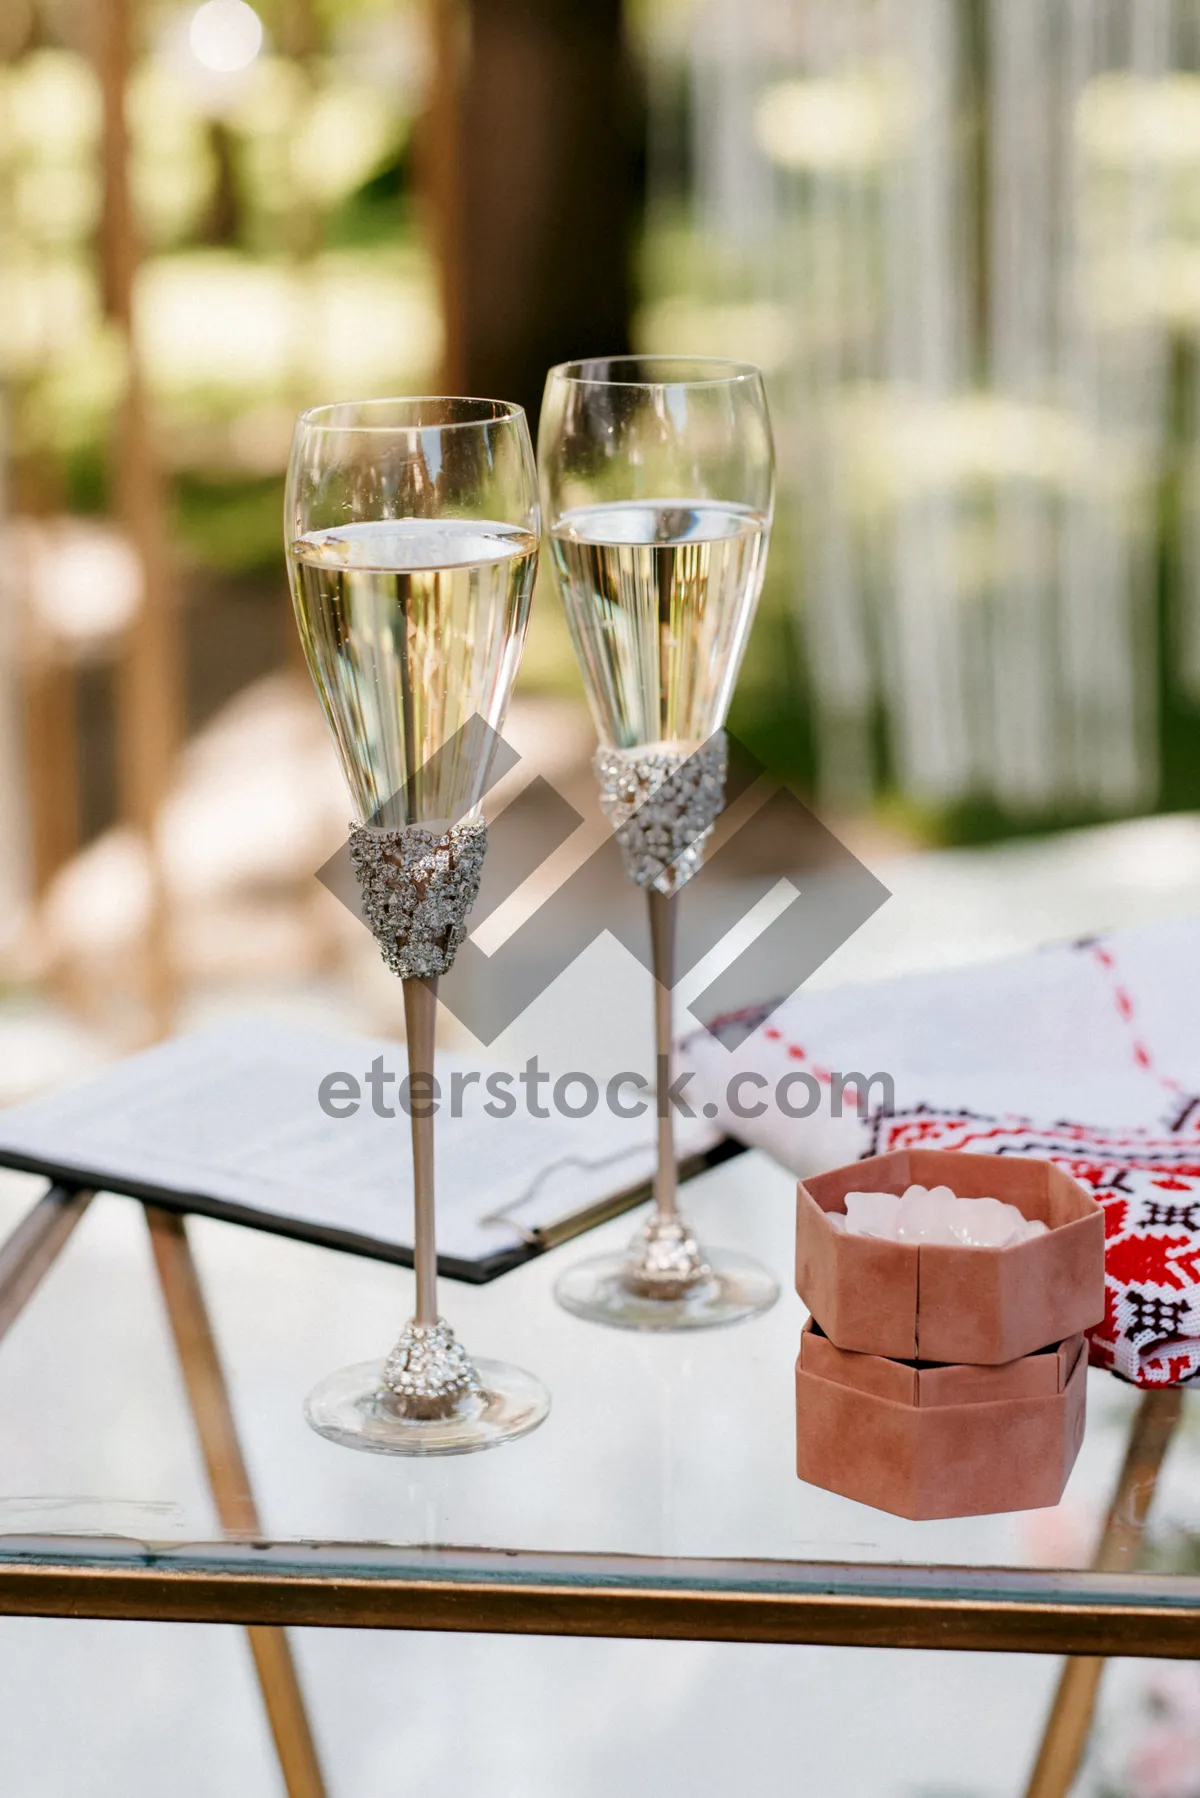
[
  {"left": 315, "top": 1055, "right": 896, "bottom": 1123},
  {"left": 316, "top": 719, "right": 890, "bottom": 1048}
]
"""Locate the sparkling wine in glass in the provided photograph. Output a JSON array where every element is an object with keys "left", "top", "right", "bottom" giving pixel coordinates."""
[
  {"left": 539, "top": 356, "right": 780, "bottom": 1330},
  {"left": 287, "top": 396, "right": 550, "bottom": 1451}
]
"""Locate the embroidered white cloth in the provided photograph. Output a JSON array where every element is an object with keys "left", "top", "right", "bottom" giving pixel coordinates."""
[{"left": 683, "top": 916, "right": 1200, "bottom": 1386}]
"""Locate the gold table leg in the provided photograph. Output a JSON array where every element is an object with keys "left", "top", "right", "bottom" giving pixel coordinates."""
[
  {"left": 1023, "top": 1386, "right": 1184, "bottom": 1798},
  {"left": 145, "top": 1206, "right": 328, "bottom": 1798},
  {"left": 0, "top": 1187, "right": 94, "bottom": 1345}
]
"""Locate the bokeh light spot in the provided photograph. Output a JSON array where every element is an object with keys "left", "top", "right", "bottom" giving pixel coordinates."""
[{"left": 188, "top": 0, "right": 263, "bottom": 75}]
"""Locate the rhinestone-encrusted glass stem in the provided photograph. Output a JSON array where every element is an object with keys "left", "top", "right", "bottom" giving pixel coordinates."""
[
  {"left": 378, "top": 1317, "right": 482, "bottom": 1421},
  {"left": 593, "top": 733, "right": 727, "bottom": 895},
  {"left": 349, "top": 816, "right": 487, "bottom": 979},
  {"left": 619, "top": 1213, "right": 713, "bottom": 1300}
]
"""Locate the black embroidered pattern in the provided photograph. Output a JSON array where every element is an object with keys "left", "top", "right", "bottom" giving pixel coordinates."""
[{"left": 1125, "top": 1290, "right": 1190, "bottom": 1343}]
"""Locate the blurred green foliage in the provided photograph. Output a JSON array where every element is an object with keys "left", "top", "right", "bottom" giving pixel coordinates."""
[
  {"left": 174, "top": 474, "right": 286, "bottom": 572},
  {"left": 2, "top": 6, "right": 437, "bottom": 573}
]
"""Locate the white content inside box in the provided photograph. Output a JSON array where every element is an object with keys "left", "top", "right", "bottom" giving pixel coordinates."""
[{"left": 827, "top": 1183, "right": 1049, "bottom": 1248}]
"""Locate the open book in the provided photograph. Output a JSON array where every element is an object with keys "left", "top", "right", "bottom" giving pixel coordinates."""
[{"left": 0, "top": 1016, "right": 733, "bottom": 1280}]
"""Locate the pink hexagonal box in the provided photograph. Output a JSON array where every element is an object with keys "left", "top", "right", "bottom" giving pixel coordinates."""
[
  {"left": 795, "top": 1147, "right": 1105, "bottom": 1365},
  {"left": 795, "top": 1320, "right": 1089, "bottom": 1519}
]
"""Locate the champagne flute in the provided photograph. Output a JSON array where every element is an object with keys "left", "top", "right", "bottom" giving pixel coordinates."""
[
  {"left": 287, "top": 396, "right": 550, "bottom": 1451},
  {"left": 538, "top": 356, "right": 780, "bottom": 1329}
]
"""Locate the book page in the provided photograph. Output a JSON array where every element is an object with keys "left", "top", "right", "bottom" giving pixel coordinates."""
[{"left": 0, "top": 1017, "right": 720, "bottom": 1266}]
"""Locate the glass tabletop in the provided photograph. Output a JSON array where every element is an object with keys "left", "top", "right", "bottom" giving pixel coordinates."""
[
  {"left": 0, "top": 1151, "right": 1197, "bottom": 1646},
  {"left": 4, "top": 813, "right": 1200, "bottom": 1649}
]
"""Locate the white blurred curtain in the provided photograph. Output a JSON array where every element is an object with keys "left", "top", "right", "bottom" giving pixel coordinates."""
[{"left": 673, "top": 0, "right": 1200, "bottom": 813}]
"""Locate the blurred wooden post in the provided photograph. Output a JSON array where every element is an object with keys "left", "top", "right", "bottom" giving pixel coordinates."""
[
  {"left": 277, "top": 0, "right": 320, "bottom": 679},
  {"left": 0, "top": 419, "right": 34, "bottom": 923},
  {"left": 94, "top": 0, "right": 183, "bottom": 1039},
  {"left": 423, "top": 0, "right": 467, "bottom": 393},
  {"left": 10, "top": 388, "right": 80, "bottom": 904},
  {"left": 421, "top": 0, "right": 639, "bottom": 425},
  {"left": 23, "top": 638, "right": 79, "bottom": 893}
]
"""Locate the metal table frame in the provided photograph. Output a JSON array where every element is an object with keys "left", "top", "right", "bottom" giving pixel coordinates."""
[{"left": 0, "top": 1185, "right": 1189, "bottom": 1798}]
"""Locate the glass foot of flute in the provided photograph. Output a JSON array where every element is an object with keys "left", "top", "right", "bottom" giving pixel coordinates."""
[
  {"left": 305, "top": 978, "right": 550, "bottom": 1456},
  {"left": 553, "top": 891, "right": 779, "bottom": 1333},
  {"left": 305, "top": 1354, "right": 550, "bottom": 1457},
  {"left": 553, "top": 1247, "right": 778, "bottom": 1333}
]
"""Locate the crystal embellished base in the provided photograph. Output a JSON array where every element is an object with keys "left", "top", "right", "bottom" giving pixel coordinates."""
[
  {"left": 594, "top": 734, "right": 727, "bottom": 895},
  {"left": 380, "top": 1317, "right": 481, "bottom": 1417},
  {"left": 305, "top": 1355, "right": 550, "bottom": 1456},
  {"left": 619, "top": 1212, "right": 712, "bottom": 1300},
  {"left": 348, "top": 815, "right": 487, "bottom": 979},
  {"left": 554, "top": 1235, "right": 779, "bottom": 1332}
]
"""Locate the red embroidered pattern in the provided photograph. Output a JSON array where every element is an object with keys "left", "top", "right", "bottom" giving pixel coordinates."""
[
  {"left": 1082, "top": 939, "right": 1184, "bottom": 1100},
  {"left": 873, "top": 1109, "right": 1200, "bottom": 1387},
  {"left": 705, "top": 935, "right": 1200, "bottom": 1386}
]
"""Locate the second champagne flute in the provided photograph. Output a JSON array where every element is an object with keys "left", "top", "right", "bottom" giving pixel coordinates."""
[{"left": 538, "top": 355, "right": 780, "bottom": 1330}]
